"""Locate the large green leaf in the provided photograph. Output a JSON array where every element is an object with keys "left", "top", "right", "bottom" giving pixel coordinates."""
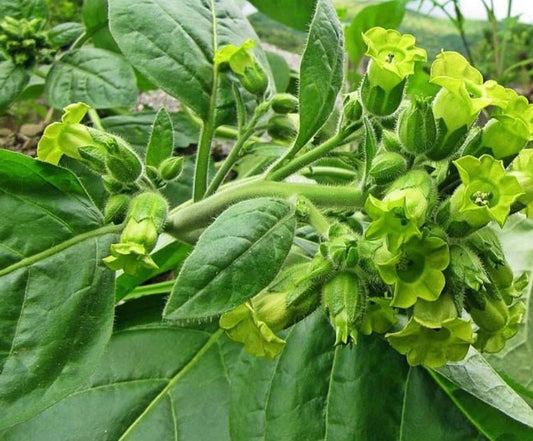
[
  {"left": 489, "top": 216, "right": 533, "bottom": 405},
  {"left": 2, "top": 306, "right": 485, "bottom": 440},
  {"left": 229, "top": 311, "right": 482, "bottom": 441},
  {"left": 430, "top": 371, "right": 533, "bottom": 440},
  {"left": 45, "top": 48, "right": 137, "bottom": 109},
  {"left": 0, "top": 151, "right": 118, "bottom": 430},
  {"left": 109, "top": 0, "right": 270, "bottom": 125},
  {"left": 436, "top": 348, "right": 533, "bottom": 429},
  {"left": 0, "top": 0, "right": 48, "bottom": 20},
  {"left": 0, "top": 61, "right": 29, "bottom": 110},
  {"left": 82, "top": 0, "right": 120, "bottom": 52},
  {"left": 163, "top": 198, "right": 296, "bottom": 322},
  {"left": 1, "top": 301, "right": 232, "bottom": 441},
  {"left": 247, "top": 0, "right": 316, "bottom": 31},
  {"left": 293, "top": 0, "right": 343, "bottom": 151},
  {"left": 345, "top": 0, "right": 407, "bottom": 67}
]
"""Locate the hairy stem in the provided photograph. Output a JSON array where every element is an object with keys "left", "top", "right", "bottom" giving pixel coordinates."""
[{"left": 166, "top": 179, "right": 365, "bottom": 243}]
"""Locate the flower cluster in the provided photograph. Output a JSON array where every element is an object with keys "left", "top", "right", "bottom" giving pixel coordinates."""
[{"left": 221, "top": 27, "right": 530, "bottom": 368}]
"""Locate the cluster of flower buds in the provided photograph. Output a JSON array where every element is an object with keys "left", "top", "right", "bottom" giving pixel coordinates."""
[{"left": 0, "top": 16, "right": 52, "bottom": 68}]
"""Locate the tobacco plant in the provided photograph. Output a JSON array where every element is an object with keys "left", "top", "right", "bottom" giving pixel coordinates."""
[{"left": 1, "top": 0, "right": 533, "bottom": 439}]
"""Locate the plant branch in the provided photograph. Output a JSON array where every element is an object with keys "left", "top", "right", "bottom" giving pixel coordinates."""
[{"left": 166, "top": 180, "right": 365, "bottom": 243}]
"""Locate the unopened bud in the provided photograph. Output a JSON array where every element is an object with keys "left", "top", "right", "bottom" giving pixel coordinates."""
[
  {"left": 369, "top": 151, "right": 407, "bottom": 185},
  {"left": 159, "top": 156, "right": 184, "bottom": 181},
  {"left": 397, "top": 99, "right": 436, "bottom": 154},
  {"left": 267, "top": 115, "right": 298, "bottom": 142},
  {"left": 271, "top": 93, "right": 298, "bottom": 114}
]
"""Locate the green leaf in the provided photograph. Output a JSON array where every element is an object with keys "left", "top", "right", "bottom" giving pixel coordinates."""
[
  {"left": 45, "top": 48, "right": 137, "bottom": 109},
  {"left": 163, "top": 198, "right": 296, "bottom": 322},
  {"left": 345, "top": 0, "right": 407, "bottom": 67},
  {"left": 229, "top": 311, "right": 482, "bottom": 441},
  {"left": 101, "top": 111, "right": 200, "bottom": 152},
  {"left": 265, "top": 51, "right": 291, "bottom": 93},
  {"left": 293, "top": 0, "right": 344, "bottom": 150},
  {"left": 109, "top": 0, "right": 270, "bottom": 125},
  {"left": 488, "top": 216, "right": 533, "bottom": 405},
  {"left": 82, "top": 0, "right": 120, "bottom": 52},
  {"left": 430, "top": 369, "right": 533, "bottom": 440},
  {"left": 0, "top": 320, "right": 231, "bottom": 440},
  {"left": 0, "top": 151, "right": 117, "bottom": 430},
  {"left": 145, "top": 108, "right": 174, "bottom": 167},
  {"left": 115, "top": 239, "right": 192, "bottom": 302},
  {"left": 247, "top": 0, "right": 316, "bottom": 31},
  {"left": 0, "top": 0, "right": 48, "bottom": 20},
  {"left": 0, "top": 61, "right": 29, "bottom": 110},
  {"left": 48, "top": 22, "right": 84, "bottom": 48},
  {"left": 436, "top": 347, "right": 533, "bottom": 429}
]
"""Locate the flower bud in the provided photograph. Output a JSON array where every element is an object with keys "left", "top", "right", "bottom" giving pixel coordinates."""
[
  {"left": 159, "top": 156, "right": 184, "bottom": 181},
  {"left": 342, "top": 92, "right": 363, "bottom": 123},
  {"left": 267, "top": 115, "right": 298, "bottom": 143},
  {"left": 322, "top": 271, "right": 362, "bottom": 345},
  {"left": 104, "top": 194, "right": 131, "bottom": 224},
  {"left": 127, "top": 191, "right": 168, "bottom": 232},
  {"left": 238, "top": 62, "right": 268, "bottom": 96},
  {"left": 103, "top": 137, "right": 143, "bottom": 183},
  {"left": 468, "top": 295, "right": 509, "bottom": 333},
  {"left": 397, "top": 98, "right": 436, "bottom": 154},
  {"left": 369, "top": 151, "right": 407, "bottom": 185},
  {"left": 271, "top": 93, "right": 298, "bottom": 114}
]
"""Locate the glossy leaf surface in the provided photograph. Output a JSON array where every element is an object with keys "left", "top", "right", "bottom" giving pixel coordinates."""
[
  {"left": 163, "top": 198, "right": 296, "bottom": 322},
  {"left": 0, "top": 151, "right": 117, "bottom": 429},
  {"left": 294, "top": 0, "right": 344, "bottom": 150},
  {"left": 247, "top": 0, "right": 316, "bottom": 31},
  {"left": 45, "top": 48, "right": 137, "bottom": 109},
  {"left": 0, "top": 61, "right": 29, "bottom": 110},
  {"left": 109, "top": 0, "right": 269, "bottom": 125}
]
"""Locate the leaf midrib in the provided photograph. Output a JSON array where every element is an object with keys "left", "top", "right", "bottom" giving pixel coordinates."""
[
  {"left": 170, "top": 209, "right": 294, "bottom": 318},
  {"left": 0, "top": 224, "right": 120, "bottom": 277}
]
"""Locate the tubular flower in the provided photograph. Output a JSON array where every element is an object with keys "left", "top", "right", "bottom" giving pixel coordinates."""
[
  {"left": 386, "top": 317, "right": 475, "bottom": 368},
  {"left": 363, "top": 27, "right": 427, "bottom": 92},
  {"left": 449, "top": 155, "right": 524, "bottom": 229},
  {"left": 37, "top": 102, "right": 95, "bottom": 164},
  {"left": 358, "top": 297, "right": 398, "bottom": 335},
  {"left": 510, "top": 148, "right": 533, "bottom": 205},
  {"left": 430, "top": 52, "right": 505, "bottom": 133},
  {"left": 376, "top": 235, "right": 449, "bottom": 308},
  {"left": 474, "top": 301, "right": 526, "bottom": 353},
  {"left": 365, "top": 188, "right": 428, "bottom": 252},
  {"left": 219, "top": 297, "right": 286, "bottom": 360},
  {"left": 482, "top": 87, "right": 533, "bottom": 158}
]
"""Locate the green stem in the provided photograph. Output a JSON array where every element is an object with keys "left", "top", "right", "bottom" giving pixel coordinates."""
[
  {"left": 121, "top": 280, "right": 175, "bottom": 302},
  {"left": 298, "top": 196, "right": 331, "bottom": 239},
  {"left": 266, "top": 128, "right": 363, "bottom": 182},
  {"left": 301, "top": 166, "right": 358, "bottom": 181},
  {"left": 166, "top": 180, "right": 365, "bottom": 243},
  {"left": 88, "top": 108, "right": 104, "bottom": 131},
  {"left": 205, "top": 102, "right": 270, "bottom": 197},
  {"left": 70, "top": 30, "right": 90, "bottom": 50},
  {"left": 193, "top": 79, "right": 218, "bottom": 201}
]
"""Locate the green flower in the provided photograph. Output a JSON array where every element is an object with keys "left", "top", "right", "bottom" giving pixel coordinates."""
[
  {"left": 413, "top": 292, "right": 458, "bottom": 328},
  {"left": 386, "top": 317, "right": 475, "bottom": 367},
  {"left": 365, "top": 188, "right": 428, "bottom": 251},
  {"left": 482, "top": 87, "right": 533, "bottom": 158},
  {"left": 363, "top": 27, "right": 427, "bottom": 92},
  {"left": 510, "top": 148, "right": 533, "bottom": 205},
  {"left": 376, "top": 235, "right": 449, "bottom": 308},
  {"left": 449, "top": 155, "right": 523, "bottom": 229},
  {"left": 37, "top": 102, "right": 95, "bottom": 165},
  {"left": 358, "top": 297, "right": 398, "bottom": 335},
  {"left": 102, "top": 240, "right": 158, "bottom": 275},
  {"left": 219, "top": 296, "right": 286, "bottom": 360},
  {"left": 431, "top": 52, "right": 504, "bottom": 133},
  {"left": 215, "top": 39, "right": 268, "bottom": 95},
  {"left": 474, "top": 301, "right": 525, "bottom": 353}
]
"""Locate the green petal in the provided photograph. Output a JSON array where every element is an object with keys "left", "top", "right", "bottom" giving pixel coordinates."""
[{"left": 61, "top": 102, "right": 90, "bottom": 124}]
